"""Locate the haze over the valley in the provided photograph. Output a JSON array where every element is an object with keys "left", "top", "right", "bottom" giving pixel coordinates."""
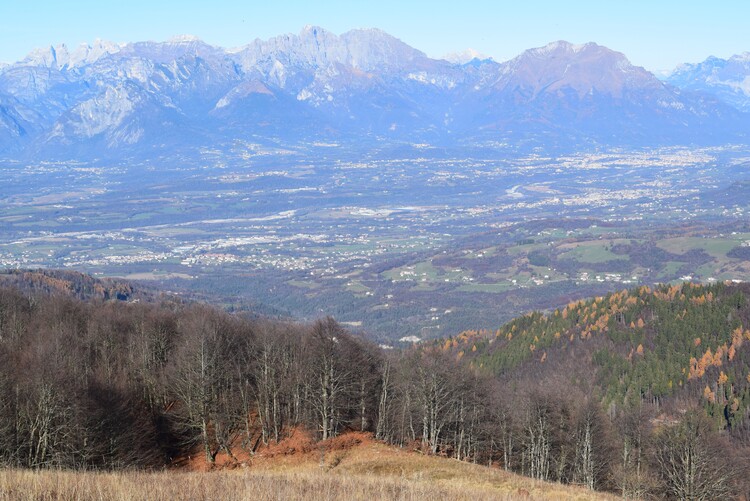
[{"left": 2, "top": 4, "right": 750, "bottom": 500}]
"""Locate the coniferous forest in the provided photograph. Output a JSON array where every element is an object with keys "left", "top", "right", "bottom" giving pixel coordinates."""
[{"left": 0, "top": 271, "right": 749, "bottom": 499}]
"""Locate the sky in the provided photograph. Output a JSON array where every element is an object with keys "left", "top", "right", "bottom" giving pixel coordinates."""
[{"left": 2, "top": 1, "right": 749, "bottom": 72}]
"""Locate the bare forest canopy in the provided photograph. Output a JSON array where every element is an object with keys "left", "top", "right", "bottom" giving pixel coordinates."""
[
  {"left": 0, "top": 268, "right": 161, "bottom": 302},
  {"left": 0, "top": 272, "right": 749, "bottom": 499}
]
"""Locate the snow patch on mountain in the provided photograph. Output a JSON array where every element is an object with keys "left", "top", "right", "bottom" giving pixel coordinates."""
[
  {"left": 668, "top": 53, "right": 750, "bottom": 110},
  {"left": 495, "top": 40, "right": 662, "bottom": 99},
  {"left": 215, "top": 80, "right": 274, "bottom": 109},
  {"left": 21, "top": 40, "right": 121, "bottom": 69},
  {"left": 67, "top": 86, "right": 137, "bottom": 137},
  {"left": 232, "top": 26, "right": 428, "bottom": 77},
  {"left": 167, "top": 35, "right": 203, "bottom": 44},
  {"left": 407, "top": 72, "right": 457, "bottom": 89},
  {"left": 730, "top": 76, "right": 750, "bottom": 96},
  {"left": 0, "top": 27, "right": 746, "bottom": 158},
  {"left": 68, "top": 40, "right": 123, "bottom": 68},
  {"left": 443, "top": 49, "right": 491, "bottom": 65},
  {"left": 529, "top": 41, "right": 592, "bottom": 58},
  {"left": 118, "top": 59, "right": 155, "bottom": 84}
]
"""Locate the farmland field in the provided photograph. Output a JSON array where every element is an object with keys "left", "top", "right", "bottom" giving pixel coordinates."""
[{"left": 2, "top": 145, "right": 750, "bottom": 341}]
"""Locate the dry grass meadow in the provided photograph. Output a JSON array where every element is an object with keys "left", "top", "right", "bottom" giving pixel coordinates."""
[{"left": 0, "top": 435, "right": 615, "bottom": 501}]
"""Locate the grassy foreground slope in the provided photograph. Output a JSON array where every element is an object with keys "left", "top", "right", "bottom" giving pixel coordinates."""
[{"left": 1, "top": 434, "right": 613, "bottom": 501}]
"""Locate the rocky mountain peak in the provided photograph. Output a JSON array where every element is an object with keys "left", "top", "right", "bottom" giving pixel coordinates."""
[
  {"left": 0, "top": 28, "right": 746, "bottom": 158},
  {"left": 443, "top": 48, "right": 491, "bottom": 65},
  {"left": 499, "top": 40, "right": 661, "bottom": 98},
  {"left": 19, "top": 39, "right": 121, "bottom": 69}
]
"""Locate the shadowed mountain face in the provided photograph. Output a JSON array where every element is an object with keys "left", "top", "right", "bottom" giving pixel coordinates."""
[{"left": 0, "top": 27, "right": 748, "bottom": 160}]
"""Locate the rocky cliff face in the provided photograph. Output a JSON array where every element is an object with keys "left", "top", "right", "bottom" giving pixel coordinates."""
[
  {"left": 0, "top": 27, "right": 747, "bottom": 160},
  {"left": 668, "top": 53, "right": 750, "bottom": 112}
]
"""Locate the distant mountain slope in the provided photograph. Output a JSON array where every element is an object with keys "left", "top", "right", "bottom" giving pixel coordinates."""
[
  {"left": 668, "top": 53, "right": 750, "bottom": 112},
  {"left": 0, "top": 27, "right": 748, "bottom": 160},
  {"left": 0, "top": 268, "right": 158, "bottom": 302},
  {"left": 453, "top": 41, "right": 747, "bottom": 146},
  {"left": 443, "top": 281, "right": 750, "bottom": 431}
]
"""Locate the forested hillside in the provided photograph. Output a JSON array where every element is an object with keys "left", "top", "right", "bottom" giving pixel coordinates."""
[
  {"left": 0, "top": 269, "right": 154, "bottom": 302},
  {"left": 444, "top": 282, "right": 750, "bottom": 433},
  {"left": 0, "top": 274, "right": 748, "bottom": 499}
]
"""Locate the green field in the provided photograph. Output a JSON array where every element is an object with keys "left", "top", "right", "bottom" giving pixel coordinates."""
[
  {"left": 557, "top": 241, "right": 629, "bottom": 263},
  {"left": 457, "top": 282, "right": 513, "bottom": 293}
]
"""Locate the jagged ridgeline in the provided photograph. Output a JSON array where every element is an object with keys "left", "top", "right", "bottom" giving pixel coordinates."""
[
  {"left": 442, "top": 281, "right": 750, "bottom": 430},
  {"left": 2, "top": 28, "right": 750, "bottom": 159}
]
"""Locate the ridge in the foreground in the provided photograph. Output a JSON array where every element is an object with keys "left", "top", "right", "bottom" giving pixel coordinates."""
[{"left": 1, "top": 430, "right": 613, "bottom": 501}]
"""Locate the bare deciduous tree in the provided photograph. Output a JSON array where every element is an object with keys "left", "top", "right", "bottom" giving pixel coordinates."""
[
  {"left": 653, "top": 410, "right": 734, "bottom": 501},
  {"left": 305, "top": 317, "right": 356, "bottom": 440}
]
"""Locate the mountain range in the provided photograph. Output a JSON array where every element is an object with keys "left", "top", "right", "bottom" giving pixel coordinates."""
[
  {"left": 668, "top": 53, "right": 750, "bottom": 112},
  {"left": 1, "top": 26, "right": 749, "bottom": 161}
]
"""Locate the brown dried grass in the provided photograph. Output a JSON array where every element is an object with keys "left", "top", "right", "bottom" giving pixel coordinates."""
[
  {"left": 0, "top": 468, "right": 613, "bottom": 501},
  {"left": 0, "top": 433, "right": 615, "bottom": 501}
]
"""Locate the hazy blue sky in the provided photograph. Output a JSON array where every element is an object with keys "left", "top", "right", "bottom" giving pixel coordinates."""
[{"left": 2, "top": 1, "right": 748, "bottom": 72}]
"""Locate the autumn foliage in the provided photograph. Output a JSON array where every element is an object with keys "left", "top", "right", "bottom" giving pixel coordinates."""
[{"left": 1, "top": 274, "right": 749, "bottom": 499}]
